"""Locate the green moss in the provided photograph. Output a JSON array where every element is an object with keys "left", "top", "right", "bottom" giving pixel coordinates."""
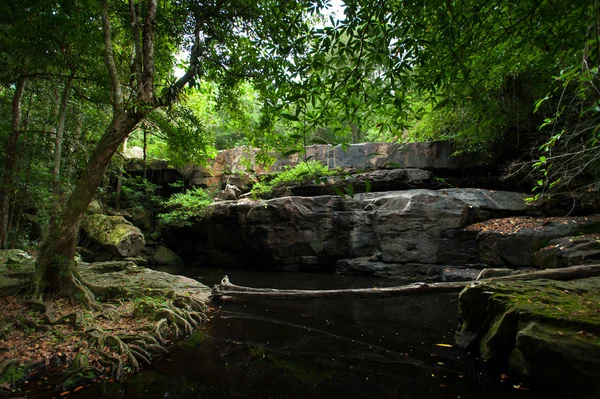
[
  {"left": 479, "top": 306, "right": 519, "bottom": 364},
  {"left": 0, "top": 364, "right": 26, "bottom": 387},
  {"left": 484, "top": 279, "right": 600, "bottom": 330}
]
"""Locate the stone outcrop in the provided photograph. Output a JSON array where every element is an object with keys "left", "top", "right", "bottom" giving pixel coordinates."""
[
  {"left": 170, "top": 188, "right": 530, "bottom": 270},
  {"left": 534, "top": 234, "right": 600, "bottom": 269},
  {"left": 274, "top": 168, "right": 435, "bottom": 197},
  {"left": 81, "top": 214, "right": 146, "bottom": 258},
  {"left": 456, "top": 276, "right": 600, "bottom": 398},
  {"left": 441, "top": 216, "right": 600, "bottom": 268},
  {"left": 273, "top": 141, "right": 479, "bottom": 171},
  {"left": 126, "top": 141, "right": 484, "bottom": 191}
]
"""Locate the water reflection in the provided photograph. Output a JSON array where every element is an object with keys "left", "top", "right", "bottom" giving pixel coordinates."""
[{"left": 63, "top": 266, "right": 537, "bottom": 399}]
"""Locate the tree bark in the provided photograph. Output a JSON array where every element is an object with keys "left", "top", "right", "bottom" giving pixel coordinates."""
[
  {"left": 50, "top": 75, "right": 74, "bottom": 224},
  {"left": 211, "top": 264, "right": 600, "bottom": 301},
  {"left": 33, "top": 111, "right": 143, "bottom": 301},
  {"left": 0, "top": 77, "right": 26, "bottom": 249},
  {"left": 114, "top": 136, "right": 129, "bottom": 211}
]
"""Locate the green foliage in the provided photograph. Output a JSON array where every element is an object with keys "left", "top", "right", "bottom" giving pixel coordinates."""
[
  {"left": 157, "top": 187, "right": 213, "bottom": 227},
  {"left": 251, "top": 161, "right": 337, "bottom": 198},
  {"left": 118, "top": 176, "right": 161, "bottom": 211}
]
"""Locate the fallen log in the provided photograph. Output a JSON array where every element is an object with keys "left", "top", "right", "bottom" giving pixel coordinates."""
[{"left": 211, "top": 264, "right": 600, "bottom": 301}]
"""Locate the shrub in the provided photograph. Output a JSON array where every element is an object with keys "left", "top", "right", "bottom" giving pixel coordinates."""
[
  {"left": 157, "top": 187, "right": 213, "bottom": 227},
  {"left": 251, "top": 161, "right": 337, "bottom": 198}
]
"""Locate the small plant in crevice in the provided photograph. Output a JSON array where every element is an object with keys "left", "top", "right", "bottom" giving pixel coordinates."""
[{"left": 251, "top": 161, "right": 337, "bottom": 198}]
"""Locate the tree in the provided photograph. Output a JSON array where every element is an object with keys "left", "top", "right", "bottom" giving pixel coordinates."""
[{"left": 31, "top": 0, "right": 325, "bottom": 304}]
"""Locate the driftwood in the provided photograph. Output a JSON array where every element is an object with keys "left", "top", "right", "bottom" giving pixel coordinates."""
[{"left": 211, "top": 264, "right": 600, "bottom": 301}]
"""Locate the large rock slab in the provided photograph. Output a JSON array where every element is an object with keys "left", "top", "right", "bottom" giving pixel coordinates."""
[
  {"left": 78, "top": 261, "right": 210, "bottom": 301},
  {"left": 81, "top": 214, "right": 146, "bottom": 257},
  {"left": 170, "top": 188, "right": 530, "bottom": 269},
  {"left": 463, "top": 216, "right": 600, "bottom": 267},
  {"left": 455, "top": 275, "right": 600, "bottom": 398},
  {"left": 534, "top": 234, "right": 600, "bottom": 269}
]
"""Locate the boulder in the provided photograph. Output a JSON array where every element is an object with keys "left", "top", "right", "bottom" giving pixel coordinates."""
[
  {"left": 169, "top": 188, "right": 530, "bottom": 270},
  {"left": 77, "top": 261, "right": 209, "bottom": 300},
  {"left": 534, "top": 234, "right": 600, "bottom": 269},
  {"left": 87, "top": 199, "right": 103, "bottom": 215},
  {"left": 215, "top": 184, "right": 242, "bottom": 201},
  {"left": 122, "top": 207, "right": 153, "bottom": 231},
  {"left": 152, "top": 245, "right": 183, "bottom": 266},
  {"left": 81, "top": 214, "right": 145, "bottom": 257},
  {"left": 456, "top": 276, "right": 600, "bottom": 398}
]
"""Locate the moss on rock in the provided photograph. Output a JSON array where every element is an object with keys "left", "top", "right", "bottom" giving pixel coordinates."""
[
  {"left": 456, "top": 276, "right": 600, "bottom": 397},
  {"left": 81, "top": 214, "right": 145, "bottom": 257}
]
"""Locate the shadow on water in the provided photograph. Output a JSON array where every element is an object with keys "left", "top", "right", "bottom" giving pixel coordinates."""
[{"left": 64, "top": 266, "right": 540, "bottom": 399}]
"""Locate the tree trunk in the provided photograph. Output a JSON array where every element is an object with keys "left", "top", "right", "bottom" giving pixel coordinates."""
[
  {"left": 50, "top": 75, "right": 74, "bottom": 224},
  {"left": 114, "top": 136, "right": 129, "bottom": 211},
  {"left": 211, "top": 264, "right": 600, "bottom": 301},
  {"left": 0, "top": 77, "right": 26, "bottom": 249},
  {"left": 33, "top": 110, "right": 143, "bottom": 303}
]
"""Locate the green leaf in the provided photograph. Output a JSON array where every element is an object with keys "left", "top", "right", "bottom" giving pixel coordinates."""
[
  {"left": 281, "top": 149, "right": 299, "bottom": 157},
  {"left": 280, "top": 113, "right": 300, "bottom": 121}
]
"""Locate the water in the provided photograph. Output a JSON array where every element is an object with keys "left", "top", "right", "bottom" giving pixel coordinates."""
[{"left": 61, "top": 267, "right": 539, "bottom": 398}]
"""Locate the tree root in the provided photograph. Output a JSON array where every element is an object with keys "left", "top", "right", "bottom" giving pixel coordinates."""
[
  {"left": 133, "top": 295, "right": 208, "bottom": 338},
  {"left": 0, "top": 359, "right": 20, "bottom": 378},
  {"left": 84, "top": 325, "right": 170, "bottom": 378}
]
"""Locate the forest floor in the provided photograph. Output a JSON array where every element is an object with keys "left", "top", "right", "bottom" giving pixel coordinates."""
[{"left": 0, "top": 254, "right": 212, "bottom": 398}]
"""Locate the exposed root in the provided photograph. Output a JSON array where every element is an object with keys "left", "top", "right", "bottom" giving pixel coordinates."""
[
  {"left": 84, "top": 325, "right": 170, "bottom": 378},
  {"left": 0, "top": 359, "right": 20, "bottom": 377}
]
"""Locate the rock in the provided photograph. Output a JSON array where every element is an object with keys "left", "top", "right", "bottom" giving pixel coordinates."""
[
  {"left": 456, "top": 276, "right": 600, "bottom": 398},
  {"left": 81, "top": 214, "right": 146, "bottom": 257},
  {"left": 152, "top": 245, "right": 183, "bottom": 266},
  {"left": 441, "top": 267, "right": 481, "bottom": 281},
  {"left": 534, "top": 234, "right": 600, "bottom": 269},
  {"left": 274, "top": 141, "right": 481, "bottom": 171},
  {"left": 215, "top": 184, "right": 242, "bottom": 201},
  {"left": 170, "top": 188, "right": 530, "bottom": 269},
  {"left": 87, "top": 199, "right": 103, "bottom": 215},
  {"left": 284, "top": 168, "right": 434, "bottom": 197},
  {"left": 76, "top": 246, "right": 95, "bottom": 263},
  {"left": 124, "top": 256, "right": 149, "bottom": 266},
  {"left": 78, "top": 261, "right": 210, "bottom": 301},
  {"left": 124, "top": 145, "right": 144, "bottom": 159},
  {"left": 472, "top": 216, "right": 600, "bottom": 267},
  {"left": 0, "top": 250, "right": 34, "bottom": 291},
  {"left": 122, "top": 207, "right": 153, "bottom": 231}
]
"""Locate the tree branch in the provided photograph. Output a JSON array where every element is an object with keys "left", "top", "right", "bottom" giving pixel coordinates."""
[
  {"left": 141, "top": 0, "right": 157, "bottom": 102},
  {"left": 129, "top": 0, "right": 143, "bottom": 96},
  {"left": 101, "top": 0, "right": 123, "bottom": 113}
]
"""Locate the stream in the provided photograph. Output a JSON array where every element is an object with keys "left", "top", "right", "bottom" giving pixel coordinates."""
[{"left": 64, "top": 267, "right": 538, "bottom": 399}]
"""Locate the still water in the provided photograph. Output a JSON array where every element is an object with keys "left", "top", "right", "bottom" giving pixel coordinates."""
[{"left": 67, "top": 267, "right": 538, "bottom": 399}]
